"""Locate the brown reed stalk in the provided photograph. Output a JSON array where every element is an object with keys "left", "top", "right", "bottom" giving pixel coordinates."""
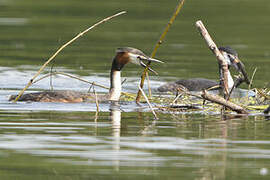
[
  {"left": 136, "top": 0, "right": 185, "bottom": 103},
  {"left": 13, "top": 11, "right": 126, "bottom": 102}
]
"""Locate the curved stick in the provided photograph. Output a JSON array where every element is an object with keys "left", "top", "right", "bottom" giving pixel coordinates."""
[{"left": 13, "top": 11, "right": 126, "bottom": 102}]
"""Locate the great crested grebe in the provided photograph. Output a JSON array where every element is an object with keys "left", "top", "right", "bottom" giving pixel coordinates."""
[
  {"left": 9, "top": 47, "right": 163, "bottom": 102},
  {"left": 157, "top": 46, "right": 250, "bottom": 92}
]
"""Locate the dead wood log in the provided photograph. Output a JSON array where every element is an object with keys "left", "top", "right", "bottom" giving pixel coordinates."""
[{"left": 201, "top": 90, "right": 248, "bottom": 114}]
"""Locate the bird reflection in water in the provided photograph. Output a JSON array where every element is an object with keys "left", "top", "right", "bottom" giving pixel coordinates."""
[{"left": 109, "top": 101, "right": 122, "bottom": 170}]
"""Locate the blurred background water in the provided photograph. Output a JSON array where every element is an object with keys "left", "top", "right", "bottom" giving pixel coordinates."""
[{"left": 0, "top": 0, "right": 270, "bottom": 179}]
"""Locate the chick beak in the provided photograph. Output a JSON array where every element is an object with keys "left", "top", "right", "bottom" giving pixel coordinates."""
[{"left": 233, "top": 58, "right": 250, "bottom": 85}]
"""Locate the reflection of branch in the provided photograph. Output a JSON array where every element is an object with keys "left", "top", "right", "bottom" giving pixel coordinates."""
[{"left": 13, "top": 11, "right": 127, "bottom": 102}]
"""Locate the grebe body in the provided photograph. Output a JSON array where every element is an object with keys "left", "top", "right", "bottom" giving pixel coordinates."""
[
  {"left": 10, "top": 47, "right": 163, "bottom": 102},
  {"left": 158, "top": 78, "right": 218, "bottom": 92},
  {"left": 158, "top": 46, "right": 249, "bottom": 92}
]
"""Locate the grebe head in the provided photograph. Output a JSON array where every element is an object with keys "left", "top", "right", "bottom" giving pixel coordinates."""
[
  {"left": 109, "top": 47, "right": 163, "bottom": 101},
  {"left": 219, "top": 46, "right": 250, "bottom": 85},
  {"left": 112, "top": 47, "right": 163, "bottom": 73}
]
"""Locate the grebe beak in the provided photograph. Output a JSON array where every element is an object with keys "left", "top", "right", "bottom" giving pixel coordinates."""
[
  {"left": 137, "top": 56, "right": 164, "bottom": 63},
  {"left": 128, "top": 52, "right": 164, "bottom": 75},
  {"left": 137, "top": 55, "right": 164, "bottom": 75},
  {"left": 232, "top": 58, "right": 250, "bottom": 85}
]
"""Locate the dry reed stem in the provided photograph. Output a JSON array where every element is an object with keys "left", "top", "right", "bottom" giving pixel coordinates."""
[
  {"left": 136, "top": 0, "right": 185, "bottom": 103},
  {"left": 13, "top": 11, "right": 127, "bottom": 102},
  {"left": 172, "top": 93, "right": 182, "bottom": 104},
  {"left": 138, "top": 85, "right": 158, "bottom": 120},
  {"left": 249, "top": 67, "right": 257, "bottom": 90}
]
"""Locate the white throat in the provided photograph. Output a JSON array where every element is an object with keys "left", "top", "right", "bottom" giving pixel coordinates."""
[
  {"left": 221, "top": 51, "right": 235, "bottom": 90},
  {"left": 227, "top": 70, "right": 234, "bottom": 90},
  {"left": 109, "top": 71, "right": 122, "bottom": 101},
  {"left": 220, "top": 67, "right": 234, "bottom": 90}
]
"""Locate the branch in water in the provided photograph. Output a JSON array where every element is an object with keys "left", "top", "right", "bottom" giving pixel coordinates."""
[{"left": 201, "top": 90, "right": 249, "bottom": 114}]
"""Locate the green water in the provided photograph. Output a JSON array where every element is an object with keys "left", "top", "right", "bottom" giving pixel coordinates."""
[{"left": 0, "top": 0, "right": 270, "bottom": 179}]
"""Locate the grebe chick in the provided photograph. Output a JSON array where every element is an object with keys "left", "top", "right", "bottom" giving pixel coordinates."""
[
  {"left": 10, "top": 47, "right": 163, "bottom": 102},
  {"left": 158, "top": 46, "right": 250, "bottom": 92}
]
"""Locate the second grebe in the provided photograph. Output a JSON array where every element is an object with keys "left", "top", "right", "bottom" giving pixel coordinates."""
[
  {"left": 9, "top": 47, "right": 163, "bottom": 102},
  {"left": 157, "top": 46, "right": 249, "bottom": 92}
]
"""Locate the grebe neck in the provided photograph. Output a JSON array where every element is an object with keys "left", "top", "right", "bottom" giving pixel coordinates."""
[
  {"left": 219, "top": 68, "right": 234, "bottom": 90},
  {"left": 108, "top": 69, "right": 122, "bottom": 101}
]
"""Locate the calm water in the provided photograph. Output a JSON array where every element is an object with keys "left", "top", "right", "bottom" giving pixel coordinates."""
[{"left": 0, "top": 0, "right": 270, "bottom": 179}]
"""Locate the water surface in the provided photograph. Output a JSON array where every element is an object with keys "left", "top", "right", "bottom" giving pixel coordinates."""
[{"left": 0, "top": 0, "right": 270, "bottom": 179}]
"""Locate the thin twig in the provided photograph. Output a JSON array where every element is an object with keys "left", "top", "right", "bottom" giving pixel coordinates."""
[
  {"left": 136, "top": 0, "right": 185, "bottom": 103},
  {"left": 172, "top": 93, "right": 182, "bottom": 104},
  {"left": 88, "top": 84, "right": 94, "bottom": 93},
  {"left": 93, "top": 87, "right": 99, "bottom": 121},
  {"left": 249, "top": 67, "right": 257, "bottom": 90},
  {"left": 138, "top": 85, "right": 158, "bottom": 120},
  {"left": 33, "top": 71, "right": 109, "bottom": 89},
  {"left": 13, "top": 11, "right": 127, "bottom": 102}
]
